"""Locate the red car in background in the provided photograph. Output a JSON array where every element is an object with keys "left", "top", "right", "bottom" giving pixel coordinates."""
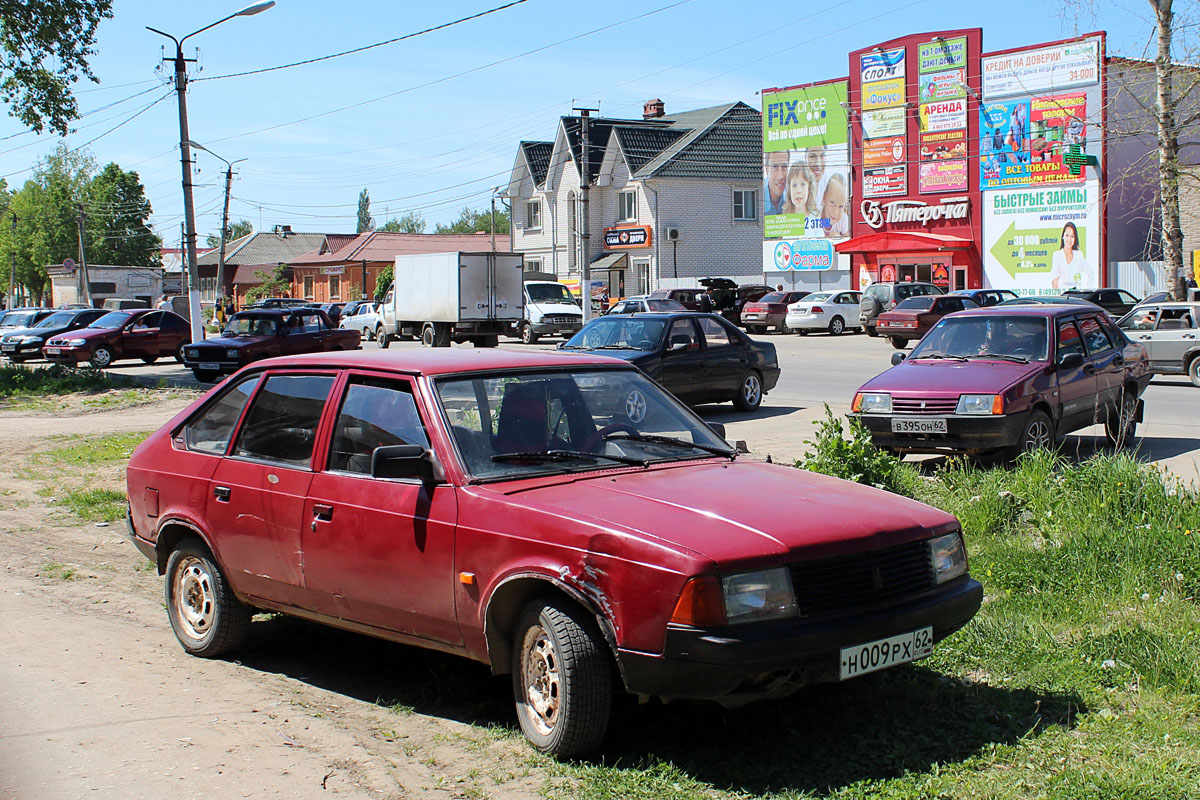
[
  {"left": 43, "top": 308, "right": 191, "bottom": 368},
  {"left": 876, "top": 294, "right": 978, "bottom": 349},
  {"left": 740, "top": 290, "right": 810, "bottom": 334}
]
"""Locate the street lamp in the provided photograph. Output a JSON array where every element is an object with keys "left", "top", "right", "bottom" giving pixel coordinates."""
[
  {"left": 187, "top": 140, "right": 246, "bottom": 310},
  {"left": 148, "top": 1, "right": 275, "bottom": 342}
]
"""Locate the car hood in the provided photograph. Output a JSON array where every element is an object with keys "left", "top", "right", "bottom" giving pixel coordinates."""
[
  {"left": 483, "top": 461, "right": 957, "bottom": 567},
  {"left": 51, "top": 327, "right": 119, "bottom": 342},
  {"left": 860, "top": 359, "right": 1046, "bottom": 394},
  {"left": 560, "top": 347, "right": 655, "bottom": 363},
  {"left": 192, "top": 333, "right": 275, "bottom": 348},
  {"left": 2, "top": 325, "right": 58, "bottom": 340},
  {"left": 528, "top": 301, "right": 582, "bottom": 317}
]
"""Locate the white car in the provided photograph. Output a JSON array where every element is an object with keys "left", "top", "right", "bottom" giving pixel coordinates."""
[
  {"left": 339, "top": 300, "right": 380, "bottom": 341},
  {"left": 784, "top": 290, "right": 863, "bottom": 335}
]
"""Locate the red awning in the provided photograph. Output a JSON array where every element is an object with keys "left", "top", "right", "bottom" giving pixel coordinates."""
[{"left": 834, "top": 231, "right": 974, "bottom": 254}]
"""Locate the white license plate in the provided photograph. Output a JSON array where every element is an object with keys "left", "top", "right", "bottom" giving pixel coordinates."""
[
  {"left": 46, "top": 347, "right": 61, "bottom": 355},
  {"left": 891, "top": 417, "right": 947, "bottom": 433},
  {"left": 198, "top": 362, "right": 221, "bottom": 370},
  {"left": 1, "top": 345, "right": 15, "bottom": 352},
  {"left": 744, "top": 314, "right": 762, "bottom": 320},
  {"left": 840, "top": 626, "right": 933, "bottom": 680}
]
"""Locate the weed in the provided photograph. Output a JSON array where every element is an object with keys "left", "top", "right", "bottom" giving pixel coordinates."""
[
  {"left": 41, "top": 561, "right": 77, "bottom": 581},
  {"left": 797, "top": 404, "right": 920, "bottom": 495},
  {"left": 0, "top": 364, "right": 136, "bottom": 398},
  {"left": 59, "top": 488, "right": 126, "bottom": 522}
]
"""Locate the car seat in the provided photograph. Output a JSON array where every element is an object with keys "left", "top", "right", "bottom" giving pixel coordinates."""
[{"left": 494, "top": 381, "right": 549, "bottom": 454}]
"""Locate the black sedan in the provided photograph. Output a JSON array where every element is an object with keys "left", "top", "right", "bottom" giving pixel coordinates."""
[
  {"left": 1063, "top": 289, "right": 1141, "bottom": 318},
  {"left": 559, "top": 312, "right": 780, "bottom": 411},
  {"left": 0, "top": 308, "right": 107, "bottom": 362}
]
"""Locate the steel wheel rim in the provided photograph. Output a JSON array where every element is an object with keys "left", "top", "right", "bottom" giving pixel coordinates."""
[
  {"left": 93, "top": 348, "right": 112, "bottom": 367},
  {"left": 625, "top": 390, "right": 647, "bottom": 423},
  {"left": 1024, "top": 418, "right": 1051, "bottom": 451},
  {"left": 173, "top": 556, "right": 215, "bottom": 641},
  {"left": 521, "top": 626, "right": 560, "bottom": 736},
  {"left": 743, "top": 374, "right": 762, "bottom": 406}
]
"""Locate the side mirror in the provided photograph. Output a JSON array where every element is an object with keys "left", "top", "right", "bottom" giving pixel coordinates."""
[
  {"left": 708, "top": 422, "right": 727, "bottom": 440},
  {"left": 669, "top": 341, "right": 689, "bottom": 352},
  {"left": 1058, "top": 352, "right": 1083, "bottom": 370},
  {"left": 891, "top": 352, "right": 906, "bottom": 365},
  {"left": 371, "top": 444, "right": 442, "bottom": 483},
  {"left": 556, "top": 341, "right": 566, "bottom": 350}
]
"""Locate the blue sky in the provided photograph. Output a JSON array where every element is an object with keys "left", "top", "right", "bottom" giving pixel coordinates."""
[{"left": 0, "top": 0, "right": 1161, "bottom": 248}]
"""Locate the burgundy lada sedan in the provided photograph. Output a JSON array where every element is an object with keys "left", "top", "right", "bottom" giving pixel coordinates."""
[
  {"left": 126, "top": 349, "right": 982, "bottom": 756},
  {"left": 851, "top": 305, "right": 1151, "bottom": 458},
  {"left": 43, "top": 308, "right": 190, "bottom": 368}
]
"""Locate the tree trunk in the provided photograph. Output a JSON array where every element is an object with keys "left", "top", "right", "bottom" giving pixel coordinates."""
[{"left": 1152, "top": 0, "right": 1186, "bottom": 299}]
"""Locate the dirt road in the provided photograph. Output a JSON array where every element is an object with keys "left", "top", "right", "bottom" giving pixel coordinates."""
[{"left": 0, "top": 396, "right": 545, "bottom": 800}]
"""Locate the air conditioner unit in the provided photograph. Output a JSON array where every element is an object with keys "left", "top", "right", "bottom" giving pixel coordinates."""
[{"left": 665, "top": 227, "right": 681, "bottom": 241}]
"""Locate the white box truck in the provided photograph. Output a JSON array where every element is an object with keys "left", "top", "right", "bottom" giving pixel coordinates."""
[
  {"left": 518, "top": 271, "right": 583, "bottom": 344},
  {"left": 377, "top": 252, "right": 524, "bottom": 348}
]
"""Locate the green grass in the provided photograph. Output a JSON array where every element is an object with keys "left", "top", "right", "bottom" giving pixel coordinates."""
[
  {"left": 37, "top": 431, "right": 151, "bottom": 467},
  {"left": 0, "top": 363, "right": 136, "bottom": 398},
  {"left": 41, "top": 561, "right": 77, "bottom": 581},
  {"left": 59, "top": 488, "right": 127, "bottom": 522}
]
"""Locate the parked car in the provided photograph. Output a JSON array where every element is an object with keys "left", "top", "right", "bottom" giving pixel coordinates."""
[
  {"left": 876, "top": 295, "right": 980, "bottom": 349},
  {"left": 0, "top": 307, "right": 54, "bottom": 330},
  {"left": 858, "top": 282, "right": 944, "bottom": 337},
  {"left": 784, "top": 290, "right": 862, "bottom": 335},
  {"left": 126, "top": 348, "right": 982, "bottom": 756},
  {"left": 850, "top": 305, "right": 1151, "bottom": 459},
  {"left": 245, "top": 297, "right": 310, "bottom": 310},
  {"left": 43, "top": 308, "right": 191, "bottom": 368},
  {"left": 1117, "top": 301, "right": 1200, "bottom": 386},
  {"left": 1063, "top": 289, "right": 1141, "bottom": 318},
  {"left": 945, "top": 288, "right": 1019, "bottom": 307},
  {"left": 740, "top": 290, "right": 810, "bottom": 334},
  {"left": 308, "top": 302, "right": 345, "bottom": 327},
  {"left": 604, "top": 296, "right": 687, "bottom": 315},
  {"left": 520, "top": 279, "right": 583, "bottom": 343},
  {"left": 647, "top": 287, "right": 704, "bottom": 310},
  {"left": 997, "top": 295, "right": 1100, "bottom": 308},
  {"left": 0, "top": 308, "right": 106, "bottom": 362},
  {"left": 339, "top": 301, "right": 380, "bottom": 340},
  {"left": 560, "top": 312, "right": 780, "bottom": 411},
  {"left": 182, "top": 308, "right": 361, "bottom": 382},
  {"left": 102, "top": 297, "right": 150, "bottom": 310}
]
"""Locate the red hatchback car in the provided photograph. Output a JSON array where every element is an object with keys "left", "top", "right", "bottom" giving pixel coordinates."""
[
  {"left": 875, "top": 295, "right": 979, "bottom": 349},
  {"left": 851, "top": 305, "right": 1151, "bottom": 458},
  {"left": 126, "top": 349, "right": 982, "bottom": 756},
  {"left": 43, "top": 308, "right": 191, "bottom": 368}
]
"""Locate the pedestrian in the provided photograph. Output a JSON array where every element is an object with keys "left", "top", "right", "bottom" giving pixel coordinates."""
[
  {"left": 776, "top": 284, "right": 784, "bottom": 291},
  {"left": 156, "top": 294, "right": 172, "bottom": 310},
  {"left": 699, "top": 290, "right": 713, "bottom": 313},
  {"left": 225, "top": 297, "right": 236, "bottom": 318}
]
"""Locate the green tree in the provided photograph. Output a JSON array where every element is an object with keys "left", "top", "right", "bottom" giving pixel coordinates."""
[
  {"left": 356, "top": 188, "right": 373, "bottom": 233},
  {"left": 374, "top": 264, "right": 392, "bottom": 302},
  {"left": 434, "top": 205, "right": 511, "bottom": 236},
  {"left": 245, "top": 264, "right": 291, "bottom": 303},
  {"left": 85, "top": 163, "right": 161, "bottom": 267},
  {"left": 0, "top": 0, "right": 115, "bottom": 135},
  {"left": 206, "top": 219, "right": 253, "bottom": 249},
  {"left": 378, "top": 211, "right": 426, "bottom": 233}
]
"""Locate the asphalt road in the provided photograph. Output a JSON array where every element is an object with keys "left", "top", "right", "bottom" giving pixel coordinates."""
[{"left": 97, "top": 329, "right": 1200, "bottom": 484}]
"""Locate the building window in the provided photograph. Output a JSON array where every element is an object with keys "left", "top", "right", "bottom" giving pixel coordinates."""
[
  {"left": 328, "top": 275, "right": 340, "bottom": 299},
  {"left": 618, "top": 190, "right": 637, "bottom": 222},
  {"left": 733, "top": 189, "right": 756, "bottom": 221},
  {"left": 303, "top": 276, "right": 314, "bottom": 298},
  {"left": 525, "top": 259, "right": 542, "bottom": 273},
  {"left": 526, "top": 199, "right": 541, "bottom": 229}
]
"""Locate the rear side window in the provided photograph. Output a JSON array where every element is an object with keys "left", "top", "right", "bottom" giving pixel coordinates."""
[
  {"left": 1079, "top": 315, "right": 1114, "bottom": 354},
  {"left": 234, "top": 374, "right": 336, "bottom": 466},
  {"left": 697, "top": 316, "right": 732, "bottom": 348},
  {"left": 865, "top": 285, "right": 888, "bottom": 302},
  {"left": 895, "top": 296, "right": 935, "bottom": 311},
  {"left": 667, "top": 319, "right": 699, "bottom": 350},
  {"left": 184, "top": 375, "right": 262, "bottom": 454},
  {"left": 895, "top": 285, "right": 915, "bottom": 301}
]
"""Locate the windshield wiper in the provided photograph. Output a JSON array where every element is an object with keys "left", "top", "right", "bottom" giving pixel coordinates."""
[
  {"left": 592, "top": 344, "right": 639, "bottom": 350},
  {"left": 967, "top": 353, "right": 1030, "bottom": 363},
  {"left": 917, "top": 353, "right": 968, "bottom": 361},
  {"left": 492, "top": 450, "right": 648, "bottom": 466},
  {"left": 603, "top": 432, "right": 735, "bottom": 458}
]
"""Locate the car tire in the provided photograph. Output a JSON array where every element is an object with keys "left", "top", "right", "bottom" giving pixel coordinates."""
[
  {"left": 7, "top": 354, "right": 26, "bottom": 363},
  {"left": 192, "top": 369, "right": 220, "bottom": 383},
  {"left": 829, "top": 316, "right": 845, "bottom": 336},
  {"left": 377, "top": 325, "right": 390, "bottom": 349},
  {"left": 1006, "top": 409, "right": 1054, "bottom": 460},
  {"left": 89, "top": 345, "right": 115, "bottom": 368},
  {"left": 733, "top": 370, "right": 763, "bottom": 412},
  {"left": 796, "top": 329, "right": 808, "bottom": 336},
  {"left": 174, "top": 344, "right": 186, "bottom": 364},
  {"left": 1188, "top": 355, "right": 1200, "bottom": 388},
  {"left": 889, "top": 337, "right": 908, "bottom": 349},
  {"left": 778, "top": 323, "right": 793, "bottom": 334},
  {"left": 140, "top": 356, "right": 158, "bottom": 364},
  {"left": 512, "top": 599, "right": 611, "bottom": 757},
  {"left": 363, "top": 325, "right": 373, "bottom": 341},
  {"left": 520, "top": 322, "right": 538, "bottom": 345},
  {"left": 165, "top": 539, "right": 252, "bottom": 658},
  {"left": 864, "top": 325, "right": 878, "bottom": 337},
  {"left": 1105, "top": 391, "right": 1138, "bottom": 448}
]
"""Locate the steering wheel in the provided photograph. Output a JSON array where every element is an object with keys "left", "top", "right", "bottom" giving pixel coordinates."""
[
  {"left": 583, "top": 423, "right": 638, "bottom": 453},
  {"left": 633, "top": 337, "right": 656, "bottom": 350}
]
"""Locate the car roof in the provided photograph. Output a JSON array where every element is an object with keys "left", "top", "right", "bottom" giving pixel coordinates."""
[
  {"left": 948, "top": 304, "right": 1104, "bottom": 318},
  {"left": 243, "top": 348, "right": 631, "bottom": 377}
]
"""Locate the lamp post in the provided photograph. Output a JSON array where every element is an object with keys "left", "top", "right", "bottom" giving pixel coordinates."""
[
  {"left": 148, "top": 1, "right": 275, "bottom": 342},
  {"left": 187, "top": 140, "right": 245, "bottom": 310}
]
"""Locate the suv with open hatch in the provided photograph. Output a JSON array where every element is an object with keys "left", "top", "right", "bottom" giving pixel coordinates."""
[
  {"left": 126, "top": 348, "right": 982, "bottom": 757},
  {"left": 859, "top": 282, "right": 944, "bottom": 337}
]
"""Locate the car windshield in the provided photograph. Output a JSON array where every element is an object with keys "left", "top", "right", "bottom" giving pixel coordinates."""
[
  {"left": 562, "top": 317, "right": 666, "bottom": 351},
  {"left": 646, "top": 299, "right": 684, "bottom": 311},
  {"left": 803, "top": 292, "right": 834, "bottom": 303},
  {"left": 34, "top": 312, "right": 75, "bottom": 328},
  {"left": 894, "top": 296, "right": 936, "bottom": 311},
  {"left": 2, "top": 311, "right": 41, "bottom": 327},
  {"left": 436, "top": 369, "right": 732, "bottom": 480},
  {"left": 527, "top": 283, "right": 574, "bottom": 304},
  {"left": 224, "top": 314, "right": 280, "bottom": 336},
  {"left": 88, "top": 311, "right": 134, "bottom": 328},
  {"left": 912, "top": 316, "right": 1050, "bottom": 362}
]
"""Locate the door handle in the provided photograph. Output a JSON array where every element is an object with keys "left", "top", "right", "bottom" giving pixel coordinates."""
[
  {"left": 1184, "top": 334, "right": 1196, "bottom": 340},
  {"left": 311, "top": 503, "right": 334, "bottom": 532},
  {"left": 1138, "top": 335, "right": 1151, "bottom": 340},
  {"left": 213, "top": 485, "right": 231, "bottom": 502}
]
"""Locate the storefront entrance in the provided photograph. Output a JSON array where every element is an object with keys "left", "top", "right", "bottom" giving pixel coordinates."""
[{"left": 878, "top": 257, "right": 953, "bottom": 290}]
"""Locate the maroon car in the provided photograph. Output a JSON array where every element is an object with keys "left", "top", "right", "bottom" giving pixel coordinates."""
[
  {"left": 875, "top": 294, "right": 978, "bottom": 349},
  {"left": 43, "top": 308, "right": 191, "bottom": 368},
  {"left": 740, "top": 291, "right": 810, "bottom": 334},
  {"left": 126, "top": 349, "right": 981, "bottom": 756},
  {"left": 851, "top": 305, "right": 1151, "bottom": 458}
]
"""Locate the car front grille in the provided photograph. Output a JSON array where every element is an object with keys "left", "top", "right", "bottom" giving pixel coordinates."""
[
  {"left": 790, "top": 539, "right": 935, "bottom": 618},
  {"left": 546, "top": 316, "right": 580, "bottom": 325},
  {"left": 892, "top": 397, "right": 959, "bottom": 415}
]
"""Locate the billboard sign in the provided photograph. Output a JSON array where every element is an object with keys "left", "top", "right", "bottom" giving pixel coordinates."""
[
  {"left": 919, "top": 160, "right": 969, "bottom": 193},
  {"left": 919, "top": 97, "right": 967, "bottom": 132},
  {"left": 862, "top": 107, "right": 906, "bottom": 139},
  {"left": 863, "top": 165, "right": 907, "bottom": 197},
  {"left": 982, "top": 39, "right": 1100, "bottom": 98},
  {"left": 864, "top": 136, "right": 906, "bottom": 167},
  {"left": 766, "top": 238, "right": 838, "bottom": 271},
  {"left": 982, "top": 181, "right": 1100, "bottom": 293},
  {"left": 861, "top": 48, "right": 906, "bottom": 82},
  {"left": 918, "top": 36, "right": 967, "bottom": 74},
  {"left": 862, "top": 77, "right": 906, "bottom": 110}
]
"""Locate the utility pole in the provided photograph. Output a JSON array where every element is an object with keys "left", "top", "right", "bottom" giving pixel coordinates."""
[
  {"left": 361, "top": 259, "right": 367, "bottom": 301},
  {"left": 490, "top": 191, "right": 497, "bottom": 253},
  {"left": 574, "top": 107, "right": 597, "bottom": 322},
  {"left": 6, "top": 209, "right": 15, "bottom": 310},
  {"left": 216, "top": 163, "right": 234, "bottom": 306},
  {"left": 76, "top": 205, "right": 92, "bottom": 307}
]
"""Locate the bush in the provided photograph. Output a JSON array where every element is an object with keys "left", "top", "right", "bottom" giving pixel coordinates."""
[
  {"left": 797, "top": 404, "right": 918, "bottom": 495},
  {"left": 0, "top": 364, "right": 135, "bottom": 397}
]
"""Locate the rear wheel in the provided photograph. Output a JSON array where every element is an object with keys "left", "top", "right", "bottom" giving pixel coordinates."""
[
  {"left": 362, "top": 325, "right": 373, "bottom": 341},
  {"left": 140, "top": 355, "right": 158, "bottom": 364},
  {"left": 1189, "top": 355, "right": 1200, "bottom": 387},
  {"left": 174, "top": 344, "right": 186, "bottom": 364},
  {"left": 733, "top": 370, "right": 763, "bottom": 412},
  {"left": 165, "top": 539, "right": 252, "bottom": 658},
  {"left": 864, "top": 324, "right": 878, "bottom": 337},
  {"left": 778, "top": 322, "right": 793, "bottom": 334},
  {"left": 829, "top": 316, "right": 845, "bottom": 336},
  {"left": 889, "top": 337, "right": 908, "bottom": 349},
  {"left": 1105, "top": 391, "right": 1138, "bottom": 448},
  {"left": 512, "top": 599, "right": 611, "bottom": 757}
]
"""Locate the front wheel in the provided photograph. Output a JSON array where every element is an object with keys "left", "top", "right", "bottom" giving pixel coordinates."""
[
  {"left": 889, "top": 337, "right": 908, "bottom": 349},
  {"left": 520, "top": 322, "right": 538, "bottom": 345},
  {"left": 164, "top": 540, "right": 252, "bottom": 658},
  {"left": 192, "top": 369, "right": 220, "bottom": 383},
  {"left": 513, "top": 600, "right": 612, "bottom": 757},
  {"left": 734, "top": 370, "right": 763, "bottom": 412},
  {"left": 89, "top": 345, "right": 115, "bottom": 368},
  {"left": 829, "top": 316, "right": 845, "bottom": 336},
  {"left": 377, "top": 325, "right": 390, "bottom": 349},
  {"left": 1006, "top": 410, "right": 1054, "bottom": 461},
  {"left": 363, "top": 325, "right": 373, "bottom": 341},
  {"left": 1105, "top": 391, "right": 1138, "bottom": 448}
]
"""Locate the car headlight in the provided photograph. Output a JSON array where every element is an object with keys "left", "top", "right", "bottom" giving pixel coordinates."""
[
  {"left": 20, "top": 335, "right": 43, "bottom": 344},
  {"left": 66, "top": 338, "right": 87, "bottom": 346},
  {"left": 854, "top": 392, "right": 892, "bottom": 414},
  {"left": 722, "top": 567, "right": 797, "bottom": 624},
  {"left": 956, "top": 394, "right": 1002, "bottom": 415},
  {"left": 226, "top": 349, "right": 239, "bottom": 358},
  {"left": 930, "top": 532, "right": 968, "bottom": 584}
]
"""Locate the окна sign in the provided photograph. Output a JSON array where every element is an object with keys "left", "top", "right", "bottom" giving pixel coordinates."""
[
  {"left": 603, "top": 225, "right": 652, "bottom": 249},
  {"left": 860, "top": 198, "right": 970, "bottom": 229}
]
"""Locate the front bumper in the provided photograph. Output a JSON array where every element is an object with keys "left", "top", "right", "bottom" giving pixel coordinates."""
[
  {"left": 531, "top": 321, "right": 582, "bottom": 336},
  {"left": 1, "top": 341, "right": 42, "bottom": 357},
  {"left": 617, "top": 577, "right": 982, "bottom": 700},
  {"left": 42, "top": 346, "right": 91, "bottom": 363},
  {"left": 852, "top": 411, "right": 1029, "bottom": 454}
]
